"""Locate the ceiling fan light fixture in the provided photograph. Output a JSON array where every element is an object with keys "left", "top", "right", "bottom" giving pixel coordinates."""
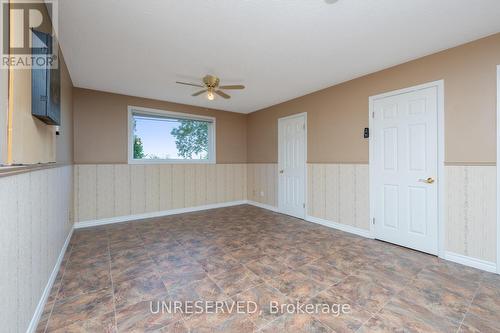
[
  {"left": 176, "top": 75, "right": 245, "bottom": 101},
  {"left": 207, "top": 90, "right": 215, "bottom": 101}
]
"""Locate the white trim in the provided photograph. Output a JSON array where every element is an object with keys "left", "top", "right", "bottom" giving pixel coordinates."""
[
  {"left": 369, "top": 80, "right": 445, "bottom": 257},
  {"left": 305, "top": 215, "right": 373, "bottom": 239},
  {"left": 27, "top": 227, "right": 74, "bottom": 333},
  {"left": 443, "top": 251, "right": 497, "bottom": 273},
  {"left": 247, "top": 200, "right": 279, "bottom": 213},
  {"left": 127, "top": 105, "right": 216, "bottom": 165},
  {"left": 277, "top": 112, "right": 307, "bottom": 219},
  {"left": 75, "top": 201, "right": 247, "bottom": 229},
  {"left": 497, "top": 65, "right": 500, "bottom": 274}
]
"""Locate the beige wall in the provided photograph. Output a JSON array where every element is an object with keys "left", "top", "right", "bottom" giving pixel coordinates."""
[
  {"left": 247, "top": 33, "right": 500, "bottom": 164},
  {"left": 0, "top": 3, "right": 7, "bottom": 164},
  {"left": 9, "top": 1, "right": 74, "bottom": 165},
  {"left": 73, "top": 88, "right": 248, "bottom": 164},
  {"left": 56, "top": 55, "right": 74, "bottom": 164}
]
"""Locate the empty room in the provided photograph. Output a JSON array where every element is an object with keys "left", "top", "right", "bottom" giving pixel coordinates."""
[{"left": 2, "top": 0, "right": 500, "bottom": 332}]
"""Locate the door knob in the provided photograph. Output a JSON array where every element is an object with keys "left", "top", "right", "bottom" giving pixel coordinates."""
[
  {"left": 418, "top": 177, "right": 435, "bottom": 184},
  {"left": 279, "top": 170, "right": 284, "bottom": 174}
]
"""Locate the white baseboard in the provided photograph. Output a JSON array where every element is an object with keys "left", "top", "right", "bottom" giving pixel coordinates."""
[
  {"left": 305, "top": 215, "right": 373, "bottom": 239},
  {"left": 443, "top": 251, "right": 497, "bottom": 273},
  {"left": 246, "top": 201, "right": 279, "bottom": 213},
  {"left": 27, "top": 227, "right": 74, "bottom": 333},
  {"left": 74, "top": 201, "right": 248, "bottom": 229}
]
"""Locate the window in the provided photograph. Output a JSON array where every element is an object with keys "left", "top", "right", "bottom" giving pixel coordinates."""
[{"left": 128, "top": 106, "right": 215, "bottom": 164}]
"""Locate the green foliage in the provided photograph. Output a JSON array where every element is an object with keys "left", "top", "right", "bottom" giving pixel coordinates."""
[
  {"left": 133, "top": 135, "right": 145, "bottom": 159},
  {"left": 170, "top": 120, "right": 209, "bottom": 159}
]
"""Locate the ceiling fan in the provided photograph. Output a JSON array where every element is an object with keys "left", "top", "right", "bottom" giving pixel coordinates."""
[{"left": 176, "top": 75, "right": 245, "bottom": 100}]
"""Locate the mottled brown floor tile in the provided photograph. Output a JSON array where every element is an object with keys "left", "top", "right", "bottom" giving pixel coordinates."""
[
  {"left": 267, "top": 271, "right": 329, "bottom": 302},
  {"left": 114, "top": 272, "right": 169, "bottom": 311},
  {"left": 258, "top": 313, "right": 332, "bottom": 333},
  {"left": 281, "top": 248, "right": 319, "bottom": 269},
  {"left": 330, "top": 275, "right": 394, "bottom": 313},
  {"left": 197, "top": 253, "right": 242, "bottom": 276},
  {"left": 352, "top": 264, "right": 412, "bottom": 294},
  {"left": 161, "top": 269, "right": 207, "bottom": 291},
  {"left": 111, "top": 248, "right": 159, "bottom": 282},
  {"left": 190, "top": 275, "right": 226, "bottom": 301},
  {"left": 467, "top": 284, "right": 500, "bottom": 329},
  {"left": 245, "top": 256, "right": 290, "bottom": 280},
  {"left": 481, "top": 271, "right": 500, "bottom": 290},
  {"left": 47, "top": 289, "right": 115, "bottom": 332},
  {"left": 359, "top": 296, "right": 459, "bottom": 333},
  {"left": 185, "top": 244, "right": 227, "bottom": 261},
  {"left": 212, "top": 266, "right": 264, "bottom": 298},
  {"left": 295, "top": 260, "right": 347, "bottom": 286},
  {"left": 321, "top": 249, "right": 367, "bottom": 274},
  {"left": 49, "top": 315, "right": 117, "bottom": 333},
  {"left": 426, "top": 260, "right": 483, "bottom": 289},
  {"left": 54, "top": 205, "right": 493, "bottom": 332},
  {"left": 310, "top": 289, "right": 372, "bottom": 333},
  {"left": 395, "top": 281, "right": 471, "bottom": 324},
  {"left": 233, "top": 283, "right": 289, "bottom": 329},
  {"left": 109, "top": 237, "right": 145, "bottom": 254},
  {"left": 58, "top": 256, "right": 111, "bottom": 299},
  {"left": 155, "top": 320, "right": 189, "bottom": 333},
  {"left": 183, "top": 312, "right": 255, "bottom": 333},
  {"left": 413, "top": 267, "right": 479, "bottom": 300},
  {"left": 458, "top": 312, "right": 500, "bottom": 333},
  {"left": 115, "top": 300, "right": 183, "bottom": 332},
  {"left": 228, "top": 245, "right": 264, "bottom": 264}
]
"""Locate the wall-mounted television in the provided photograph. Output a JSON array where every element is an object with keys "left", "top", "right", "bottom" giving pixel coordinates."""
[{"left": 31, "top": 29, "right": 60, "bottom": 125}]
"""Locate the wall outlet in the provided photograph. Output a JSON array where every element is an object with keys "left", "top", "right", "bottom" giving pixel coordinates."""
[{"left": 260, "top": 191, "right": 265, "bottom": 197}]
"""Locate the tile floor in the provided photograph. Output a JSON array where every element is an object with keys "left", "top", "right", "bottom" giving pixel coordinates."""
[{"left": 36, "top": 205, "right": 500, "bottom": 332}]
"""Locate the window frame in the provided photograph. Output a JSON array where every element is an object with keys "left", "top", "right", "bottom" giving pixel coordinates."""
[{"left": 127, "top": 106, "right": 216, "bottom": 164}]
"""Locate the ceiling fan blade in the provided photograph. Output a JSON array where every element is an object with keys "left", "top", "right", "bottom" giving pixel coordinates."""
[
  {"left": 219, "top": 85, "right": 245, "bottom": 90},
  {"left": 176, "top": 81, "right": 204, "bottom": 88},
  {"left": 215, "top": 90, "right": 231, "bottom": 99},
  {"left": 192, "top": 90, "right": 208, "bottom": 97}
]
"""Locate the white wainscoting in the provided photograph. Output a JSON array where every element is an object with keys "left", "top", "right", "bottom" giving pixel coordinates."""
[
  {"left": 74, "top": 164, "right": 247, "bottom": 223},
  {"left": 445, "top": 165, "right": 497, "bottom": 264},
  {"left": 246, "top": 163, "right": 278, "bottom": 208},
  {"left": 306, "top": 163, "right": 497, "bottom": 272},
  {"left": 0, "top": 166, "right": 73, "bottom": 333},
  {"left": 307, "top": 163, "right": 370, "bottom": 232}
]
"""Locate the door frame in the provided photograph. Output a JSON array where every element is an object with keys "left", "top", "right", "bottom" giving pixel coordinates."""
[
  {"left": 496, "top": 65, "right": 500, "bottom": 273},
  {"left": 368, "top": 80, "right": 445, "bottom": 257},
  {"left": 278, "top": 112, "right": 308, "bottom": 219}
]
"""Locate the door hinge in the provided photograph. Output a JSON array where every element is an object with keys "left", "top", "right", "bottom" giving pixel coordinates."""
[
  {"left": 303, "top": 124, "right": 305, "bottom": 130},
  {"left": 303, "top": 203, "right": 306, "bottom": 208},
  {"left": 372, "top": 218, "right": 375, "bottom": 225},
  {"left": 372, "top": 111, "right": 375, "bottom": 119}
]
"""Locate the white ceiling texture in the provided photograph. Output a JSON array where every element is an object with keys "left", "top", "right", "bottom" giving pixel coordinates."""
[{"left": 59, "top": 0, "right": 500, "bottom": 113}]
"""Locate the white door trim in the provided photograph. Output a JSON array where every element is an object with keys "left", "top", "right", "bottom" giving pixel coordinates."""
[
  {"left": 497, "top": 65, "right": 500, "bottom": 274},
  {"left": 369, "top": 80, "right": 445, "bottom": 258},
  {"left": 278, "top": 112, "right": 307, "bottom": 219}
]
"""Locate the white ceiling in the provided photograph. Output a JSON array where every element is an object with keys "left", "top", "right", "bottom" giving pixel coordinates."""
[{"left": 59, "top": 0, "right": 500, "bottom": 114}]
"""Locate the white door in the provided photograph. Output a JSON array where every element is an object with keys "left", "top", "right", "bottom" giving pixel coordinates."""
[
  {"left": 278, "top": 113, "right": 306, "bottom": 219},
  {"left": 372, "top": 86, "right": 439, "bottom": 254}
]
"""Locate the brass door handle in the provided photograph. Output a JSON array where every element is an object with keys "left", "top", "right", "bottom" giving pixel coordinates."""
[{"left": 418, "top": 177, "right": 435, "bottom": 184}]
